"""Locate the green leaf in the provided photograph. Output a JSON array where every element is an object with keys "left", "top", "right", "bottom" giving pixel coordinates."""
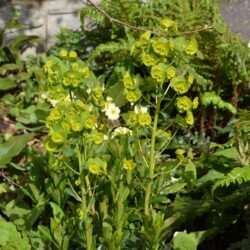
[
  {"left": 213, "top": 147, "right": 238, "bottom": 159},
  {"left": 189, "top": 228, "right": 217, "bottom": 245},
  {"left": 213, "top": 22, "right": 226, "bottom": 34},
  {"left": 50, "top": 202, "right": 64, "bottom": 223},
  {"left": 164, "top": 182, "right": 186, "bottom": 194},
  {"left": 0, "top": 183, "right": 8, "bottom": 194},
  {"left": 185, "top": 160, "right": 197, "bottom": 180},
  {"left": 212, "top": 165, "right": 250, "bottom": 193},
  {"left": 173, "top": 232, "right": 197, "bottom": 250},
  {"left": 197, "top": 170, "right": 224, "bottom": 186},
  {"left": 107, "top": 81, "right": 127, "bottom": 107},
  {"left": 38, "top": 225, "right": 59, "bottom": 248},
  {"left": 0, "top": 78, "right": 17, "bottom": 90},
  {"left": 0, "top": 216, "right": 31, "bottom": 250},
  {"left": 0, "top": 63, "right": 22, "bottom": 74},
  {"left": 0, "top": 133, "right": 34, "bottom": 167},
  {"left": 9, "top": 35, "right": 39, "bottom": 51}
]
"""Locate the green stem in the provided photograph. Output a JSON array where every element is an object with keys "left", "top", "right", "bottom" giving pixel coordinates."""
[
  {"left": 77, "top": 142, "right": 93, "bottom": 250},
  {"left": 144, "top": 97, "right": 161, "bottom": 225}
]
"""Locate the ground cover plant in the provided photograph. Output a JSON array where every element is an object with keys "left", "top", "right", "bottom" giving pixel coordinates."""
[{"left": 0, "top": 0, "right": 250, "bottom": 249}]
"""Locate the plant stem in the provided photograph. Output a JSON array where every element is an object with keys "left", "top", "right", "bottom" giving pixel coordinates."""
[
  {"left": 77, "top": 142, "right": 93, "bottom": 250},
  {"left": 144, "top": 97, "right": 161, "bottom": 225}
]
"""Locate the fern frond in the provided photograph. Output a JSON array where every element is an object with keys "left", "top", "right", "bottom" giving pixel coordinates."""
[
  {"left": 212, "top": 165, "right": 250, "bottom": 192},
  {"left": 87, "top": 39, "right": 130, "bottom": 61}
]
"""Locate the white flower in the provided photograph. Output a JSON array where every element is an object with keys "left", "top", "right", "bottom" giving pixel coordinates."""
[
  {"left": 50, "top": 99, "right": 59, "bottom": 107},
  {"left": 106, "top": 96, "right": 113, "bottom": 102},
  {"left": 86, "top": 88, "right": 91, "bottom": 94},
  {"left": 49, "top": 95, "right": 71, "bottom": 107},
  {"left": 41, "top": 92, "right": 49, "bottom": 99},
  {"left": 111, "top": 126, "right": 132, "bottom": 138},
  {"left": 105, "top": 103, "right": 120, "bottom": 120},
  {"left": 134, "top": 105, "right": 148, "bottom": 114},
  {"left": 248, "top": 42, "right": 250, "bottom": 48}
]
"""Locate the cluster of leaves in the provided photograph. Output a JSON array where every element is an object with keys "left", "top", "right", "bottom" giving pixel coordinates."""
[{"left": 0, "top": 0, "right": 250, "bottom": 249}]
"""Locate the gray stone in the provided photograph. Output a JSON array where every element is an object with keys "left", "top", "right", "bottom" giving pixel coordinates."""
[{"left": 220, "top": 0, "right": 250, "bottom": 41}]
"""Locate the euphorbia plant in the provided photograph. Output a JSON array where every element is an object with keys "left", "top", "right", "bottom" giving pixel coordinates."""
[{"left": 42, "top": 18, "right": 199, "bottom": 249}]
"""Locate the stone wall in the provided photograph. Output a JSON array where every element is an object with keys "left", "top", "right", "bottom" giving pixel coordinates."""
[
  {"left": 221, "top": 0, "right": 250, "bottom": 42},
  {"left": 0, "top": 0, "right": 86, "bottom": 52}
]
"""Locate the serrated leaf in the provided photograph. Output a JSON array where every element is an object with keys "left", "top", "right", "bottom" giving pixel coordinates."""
[{"left": 212, "top": 165, "right": 250, "bottom": 193}]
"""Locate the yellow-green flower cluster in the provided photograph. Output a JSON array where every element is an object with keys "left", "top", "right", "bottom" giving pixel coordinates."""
[
  {"left": 87, "top": 157, "right": 107, "bottom": 175},
  {"left": 160, "top": 18, "right": 178, "bottom": 34},
  {"left": 131, "top": 24, "right": 197, "bottom": 90},
  {"left": 124, "top": 106, "right": 151, "bottom": 127},
  {"left": 175, "top": 96, "right": 199, "bottom": 125},
  {"left": 170, "top": 77, "right": 190, "bottom": 95},
  {"left": 175, "top": 149, "right": 194, "bottom": 160},
  {"left": 123, "top": 72, "right": 142, "bottom": 103},
  {"left": 45, "top": 100, "right": 101, "bottom": 152},
  {"left": 123, "top": 159, "right": 136, "bottom": 171},
  {"left": 43, "top": 50, "right": 90, "bottom": 96},
  {"left": 152, "top": 37, "right": 169, "bottom": 57}
]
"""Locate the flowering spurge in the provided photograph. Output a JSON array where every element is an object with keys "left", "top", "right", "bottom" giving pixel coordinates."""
[
  {"left": 41, "top": 19, "right": 201, "bottom": 248},
  {"left": 124, "top": 106, "right": 152, "bottom": 128}
]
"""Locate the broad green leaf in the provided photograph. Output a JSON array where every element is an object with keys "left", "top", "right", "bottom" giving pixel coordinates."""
[
  {"left": 213, "top": 147, "right": 238, "bottom": 159},
  {"left": 164, "top": 182, "right": 186, "bottom": 194},
  {"left": 0, "top": 63, "right": 21, "bottom": 74},
  {"left": 0, "top": 133, "right": 33, "bottom": 167},
  {"left": 0, "top": 216, "right": 31, "bottom": 250},
  {"left": 0, "top": 78, "right": 17, "bottom": 90},
  {"left": 197, "top": 170, "right": 224, "bottom": 186},
  {"left": 173, "top": 232, "right": 197, "bottom": 250}
]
